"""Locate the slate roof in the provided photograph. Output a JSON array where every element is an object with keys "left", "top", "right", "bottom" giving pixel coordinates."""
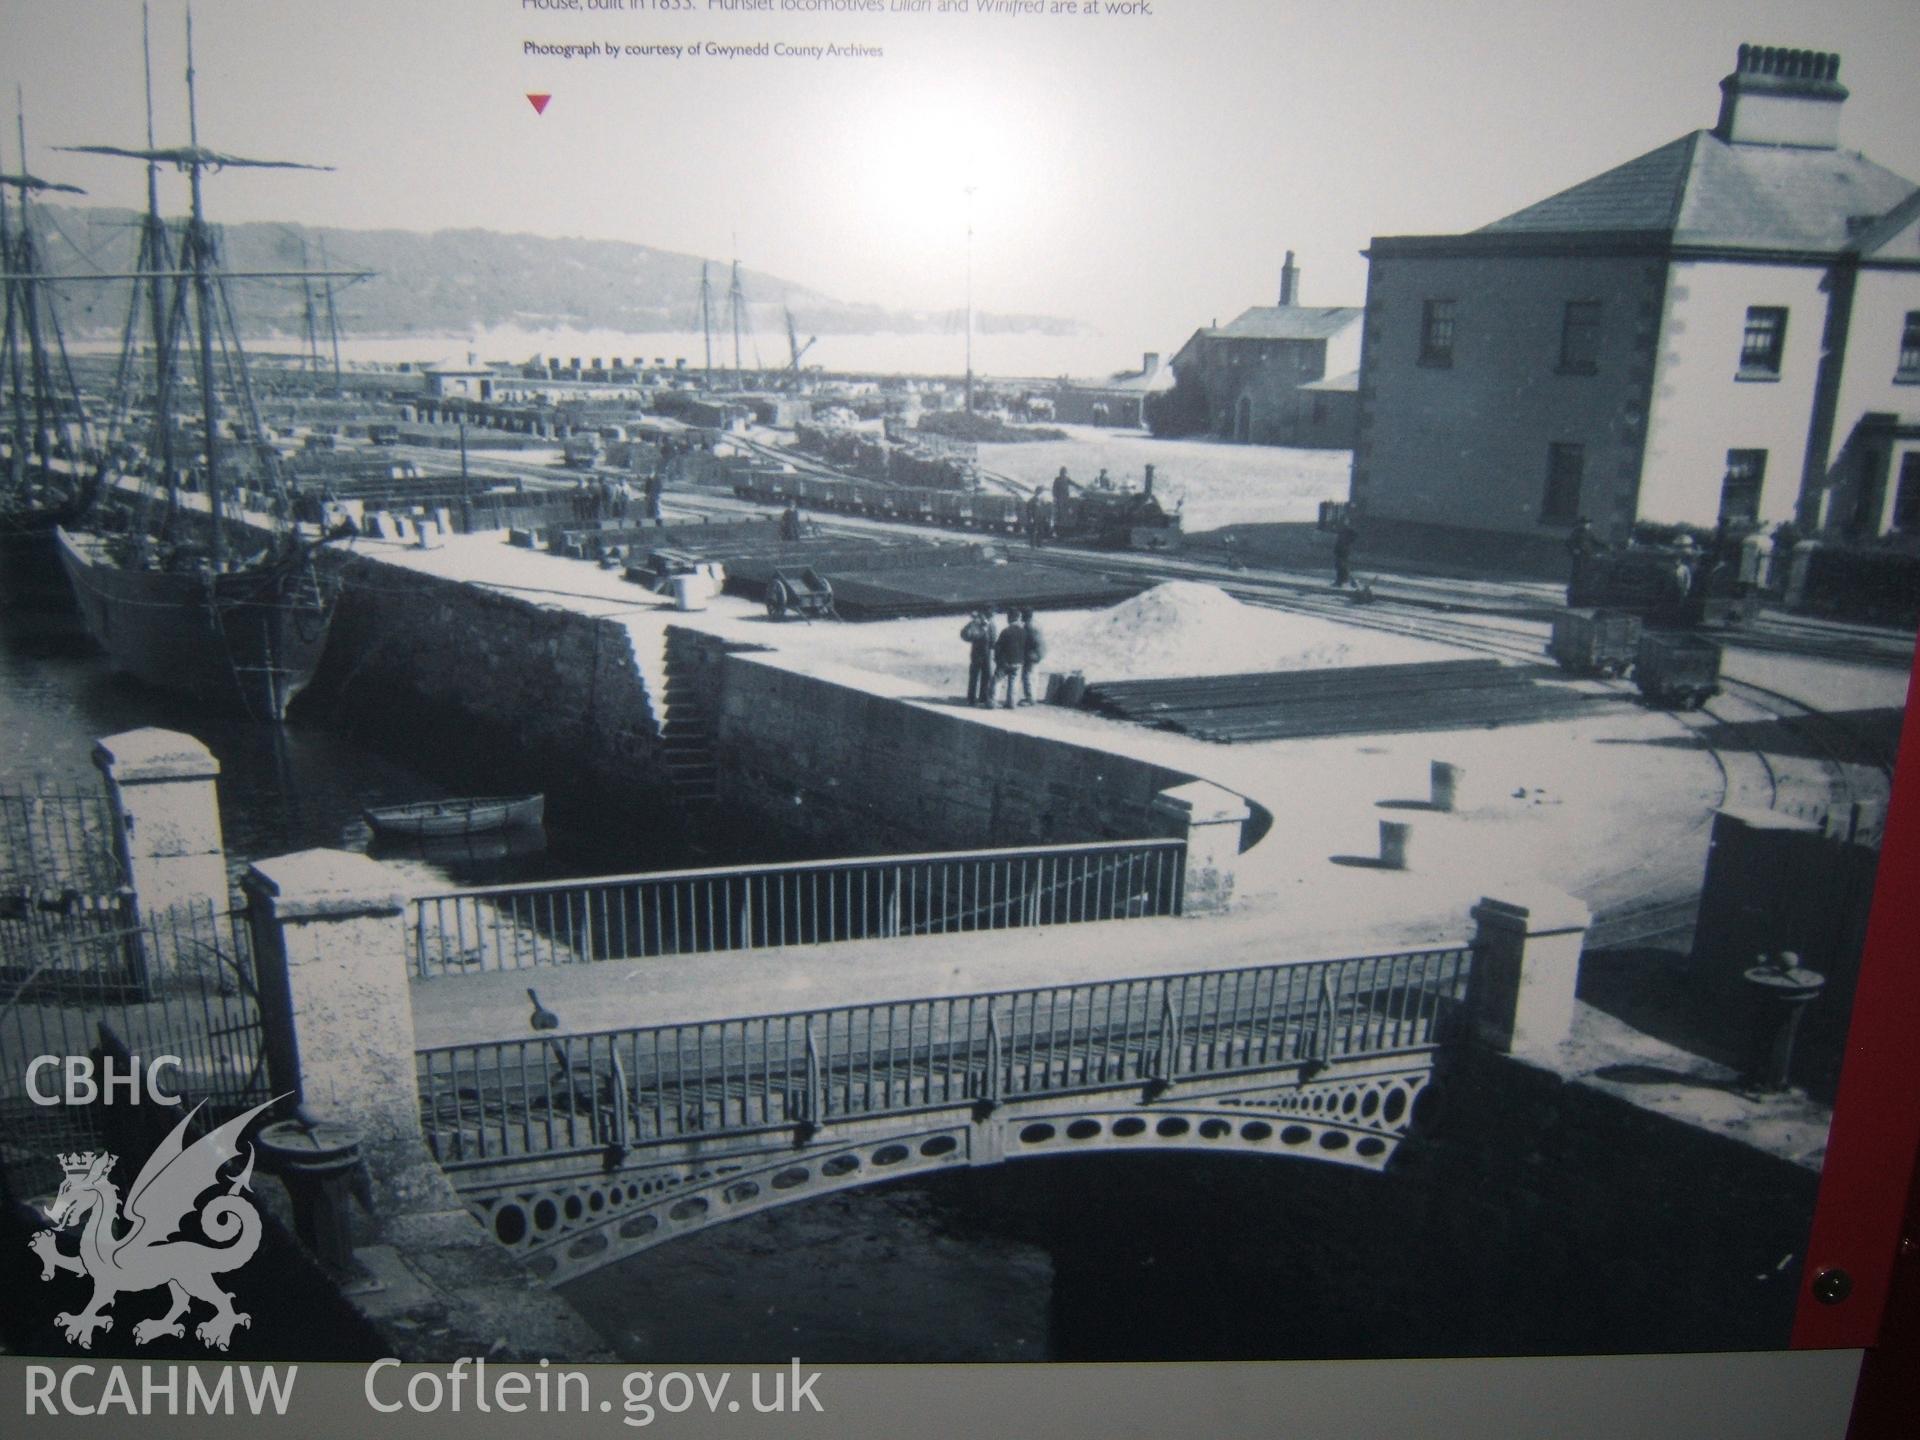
[
  {"left": 1207, "top": 305, "right": 1364, "bottom": 342},
  {"left": 1480, "top": 129, "right": 1917, "bottom": 251}
]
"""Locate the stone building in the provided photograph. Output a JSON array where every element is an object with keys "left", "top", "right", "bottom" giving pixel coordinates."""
[
  {"left": 422, "top": 357, "right": 496, "bottom": 401},
  {"left": 1352, "top": 45, "right": 1920, "bottom": 561},
  {"left": 1167, "top": 253, "right": 1364, "bottom": 448},
  {"left": 1052, "top": 352, "right": 1174, "bottom": 428}
]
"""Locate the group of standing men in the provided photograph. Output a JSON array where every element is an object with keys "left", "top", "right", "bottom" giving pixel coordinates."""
[{"left": 962, "top": 606, "right": 1045, "bottom": 709}]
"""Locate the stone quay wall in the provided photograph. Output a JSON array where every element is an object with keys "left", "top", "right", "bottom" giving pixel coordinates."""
[
  {"left": 311, "top": 560, "right": 1243, "bottom": 862},
  {"left": 713, "top": 651, "right": 1210, "bottom": 854},
  {"left": 312, "top": 554, "right": 667, "bottom": 813}
]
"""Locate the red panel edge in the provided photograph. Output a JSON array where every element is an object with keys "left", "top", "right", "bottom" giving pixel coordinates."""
[{"left": 1794, "top": 632, "right": 1920, "bottom": 1348}]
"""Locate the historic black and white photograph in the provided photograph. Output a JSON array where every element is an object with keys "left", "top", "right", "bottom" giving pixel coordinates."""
[{"left": 1, "top": 0, "right": 1916, "bottom": 1377}]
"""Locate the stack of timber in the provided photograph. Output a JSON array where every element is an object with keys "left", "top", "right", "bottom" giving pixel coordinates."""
[{"left": 1079, "top": 658, "right": 1608, "bottom": 743}]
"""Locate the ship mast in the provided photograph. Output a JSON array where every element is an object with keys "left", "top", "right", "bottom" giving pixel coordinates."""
[
  {"left": 62, "top": 6, "right": 338, "bottom": 569},
  {"left": 728, "top": 258, "right": 744, "bottom": 386},
  {"left": 0, "top": 96, "right": 88, "bottom": 503},
  {"left": 140, "top": 2, "right": 179, "bottom": 524},
  {"left": 698, "top": 260, "right": 713, "bottom": 390},
  {"left": 180, "top": 10, "right": 230, "bottom": 570}
]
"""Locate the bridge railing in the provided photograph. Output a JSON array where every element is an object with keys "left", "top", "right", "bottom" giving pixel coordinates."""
[
  {"left": 415, "top": 943, "right": 1475, "bottom": 1166},
  {"left": 406, "top": 838, "right": 1187, "bottom": 978}
]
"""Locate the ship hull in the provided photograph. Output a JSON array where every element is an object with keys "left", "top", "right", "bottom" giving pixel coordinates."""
[
  {"left": 1, "top": 508, "right": 84, "bottom": 613},
  {"left": 55, "top": 527, "right": 335, "bottom": 721}
]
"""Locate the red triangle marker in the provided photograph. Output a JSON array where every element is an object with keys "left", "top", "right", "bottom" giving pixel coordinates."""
[{"left": 527, "top": 94, "right": 551, "bottom": 115}]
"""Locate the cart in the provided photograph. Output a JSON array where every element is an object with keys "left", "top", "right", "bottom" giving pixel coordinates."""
[
  {"left": 766, "top": 567, "right": 836, "bottom": 620},
  {"left": 1634, "top": 630, "right": 1722, "bottom": 708},
  {"left": 1548, "top": 608, "right": 1642, "bottom": 676}
]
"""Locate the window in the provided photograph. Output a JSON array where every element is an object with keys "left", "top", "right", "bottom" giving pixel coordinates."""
[
  {"left": 1898, "top": 311, "right": 1920, "bottom": 380},
  {"left": 1894, "top": 455, "right": 1920, "bottom": 533},
  {"left": 1719, "top": 449, "right": 1767, "bottom": 524},
  {"left": 1542, "top": 442, "right": 1584, "bottom": 522},
  {"left": 1419, "top": 299, "right": 1456, "bottom": 367},
  {"left": 1559, "top": 301, "right": 1602, "bottom": 374},
  {"left": 1739, "top": 306, "right": 1788, "bottom": 377}
]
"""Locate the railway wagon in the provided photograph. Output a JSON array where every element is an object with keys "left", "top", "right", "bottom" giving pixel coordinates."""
[
  {"left": 1634, "top": 630, "right": 1722, "bottom": 709},
  {"left": 1548, "top": 608, "right": 1642, "bottom": 676},
  {"left": 1568, "top": 544, "right": 1760, "bottom": 627}
]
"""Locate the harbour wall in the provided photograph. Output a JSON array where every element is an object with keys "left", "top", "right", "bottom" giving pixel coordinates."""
[
  {"left": 310, "top": 555, "right": 1250, "bottom": 860},
  {"left": 310, "top": 554, "right": 670, "bottom": 823},
  {"left": 710, "top": 646, "right": 1208, "bottom": 854}
]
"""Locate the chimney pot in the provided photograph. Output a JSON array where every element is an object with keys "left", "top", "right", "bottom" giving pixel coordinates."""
[{"left": 1715, "top": 43, "right": 1847, "bottom": 149}]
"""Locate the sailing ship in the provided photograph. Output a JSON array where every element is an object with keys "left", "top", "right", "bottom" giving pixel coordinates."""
[
  {"left": 0, "top": 105, "right": 96, "bottom": 612},
  {"left": 50, "top": 8, "right": 347, "bottom": 721}
]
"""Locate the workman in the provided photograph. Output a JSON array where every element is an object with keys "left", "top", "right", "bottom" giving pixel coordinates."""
[
  {"left": 992, "top": 606, "right": 1027, "bottom": 710},
  {"left": 1332, "top": 516, "right": 1358, "bottom": 589},
  {"left": 1019, "top": 607, "right": 1044, "bottom": 706},
  {"left": 961, "top": 607, "right": 997, "bottom": 707}
]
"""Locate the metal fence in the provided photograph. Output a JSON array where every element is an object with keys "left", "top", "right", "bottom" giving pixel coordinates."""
[
  {"left": 416, "top": 944, "right": 1475, "bottom": 1166},
  {"left": 0, "top": 783, "right": 127, "bottom": 961},
  {"left": 0, "top": 899, "right": 269, "bottom": 1202},
  {"left": 408, "top": 839, "right": 1187, "bottom": 978}
]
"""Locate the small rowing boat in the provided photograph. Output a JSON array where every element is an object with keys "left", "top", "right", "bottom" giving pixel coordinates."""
[{"left": 363, "top": 793, "right": 545, "bottom": 841}]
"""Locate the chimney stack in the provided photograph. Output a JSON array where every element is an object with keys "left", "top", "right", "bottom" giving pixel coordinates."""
[
  {"left": 1279, "top": 251, "right": 1300, "bottom": 307},
  {"left": 1715, "top": 44, "right": 1847, "bottom": 150},
  {"left": 1141, "top": 352, "right": 1160, "bottom": 376}
]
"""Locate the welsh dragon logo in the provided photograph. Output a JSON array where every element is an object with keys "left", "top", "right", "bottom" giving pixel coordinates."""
[{"left": 27, "top": 1097, "right": 280, "bottom": 1351}]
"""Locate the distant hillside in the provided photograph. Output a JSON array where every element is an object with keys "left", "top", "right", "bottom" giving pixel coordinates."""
[{"left": 30, "top": 205, "right": 1081, "bottom": 342}]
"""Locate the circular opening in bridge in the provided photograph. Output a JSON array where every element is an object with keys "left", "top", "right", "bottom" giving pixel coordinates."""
[
  {"left": 725, "top": 1181, "right": 761, "bottom": 1205},
  {"left": 873, "top": 1144, "right": 910, "bottom": 1167},
  {"left": 588, "top": 1191, "right": 605, "bottom": 1213},
  {"left": 494, "top": 1205, "right": 528, "bottom": 1246},
  {"left": 1361, "top": 1091, "right": 1380, "bottom": 1119},
  {"left": 822, "top": 1154, "right": 860, "bottom": 1178},
  {"left": 1112, "top": 1117, "right": 1147, "bottom": 1138},
  {"left": 1280, "top": 1126, "right": 1312, "bottom": 1146},
  {"left": 1356, "top": 1138, "right": 1388, "bottom": 1159},
  {"left": 1382, "top": 1088, "right": 1408, "bottom": 1125},
  {"left": 1065, "top": 1120, "right": 1102, "bottom": 1141},
  {"left": 564, "top": 1196, "right": 584, "bottom": 1222},
  {"left": 529, "top": 1255, "right": 557, "bottom": 1278},
  {"left": 1240, "top": 1121, "right": 1273, "bottom": 1142},
  {"left": 618, "top": 1214, "right": 659, "bottom": 1240},
  {"left": 668, "top": 1197, "right": 709, "bottom": 1222},
  {"left": 1340, "top": 1093, "right": 1358, "bottom": 1116},
  {"left": 773, "top": 1167, "right": 811, "bottom": 1189},
  {"left": 1318, "top": 1131, "right": 1350, "bottom": 1152},
  {"left": 1198, "top": 1119, "right": 1230, "bottom": 1140},
  {"left": 919, "top": 1136, "right": 957, "bottom": 1158},
  {"left": 1019, "top": 1124, "right": 1057, "bottom": 1145},
  {"left": 1155, "top": 1117, "right": 1190, "bottom": 1138},
  {"left": 533, "top": 1199, "right": 559, "bottom": 1232},
  {"left": 567, "top": 1232, "right": 608, "bottom": 1260}
]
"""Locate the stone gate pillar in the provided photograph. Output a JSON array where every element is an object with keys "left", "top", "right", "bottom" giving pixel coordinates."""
[
  {"left": 1151, "top": 781, "right": 1251, "bottom": 915},
  {"left": 93, "top": 728, "right": 228, "bottom": 918},
  {"left": 243, "top": 848, "right": 418, "bottom": 1142},
  {"left": 1469, "top": 889, "right": 1592, "bottom": 1061}
]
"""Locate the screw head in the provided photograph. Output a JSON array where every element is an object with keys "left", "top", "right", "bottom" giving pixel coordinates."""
[{"left": 1812, "top": 1268, "right": 1852, "bottom": 1305}]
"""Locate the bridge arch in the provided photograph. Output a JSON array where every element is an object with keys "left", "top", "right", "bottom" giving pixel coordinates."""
[{"left": 454, "top": 1064, "right": 1441, "bottom": 1286}]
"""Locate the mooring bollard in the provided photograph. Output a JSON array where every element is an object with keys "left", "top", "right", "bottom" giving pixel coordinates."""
[
  {"left": 1379, "top": 819, "right": 1412, "bottom": 870},
  {"left": 256, "top": 1114, "right": 366, "bottom": 1275},
  {"left": 1430, "top": 761, "right": 1463, "bottom": 813},
  {"left": 1739, "top": 951, "right": 1826, "bottom": 1093}
]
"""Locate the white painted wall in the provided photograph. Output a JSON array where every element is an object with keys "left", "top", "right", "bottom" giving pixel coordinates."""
[{"left": 1639, "top": 258, "right": 1827, "bottom": 527}]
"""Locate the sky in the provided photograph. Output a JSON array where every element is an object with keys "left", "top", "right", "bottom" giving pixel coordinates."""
[{"left": 4, "top": 0, "right": 1918, "bottom": 367}]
